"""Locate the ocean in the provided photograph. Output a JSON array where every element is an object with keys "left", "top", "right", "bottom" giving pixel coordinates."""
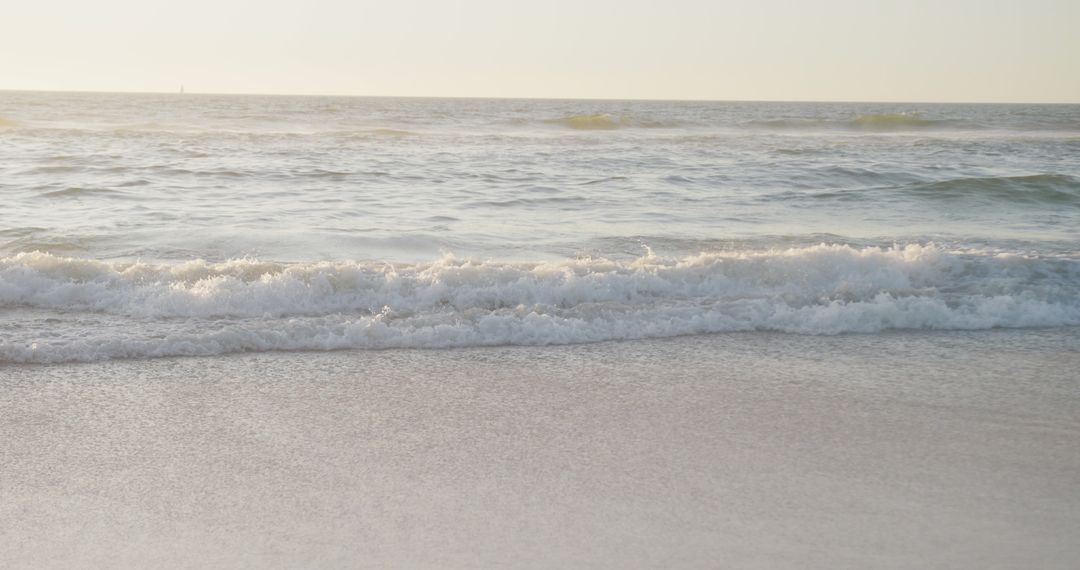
[
  {"left": 1, "top": 92, "right": 1079, "bottom": 363},
  {"left": 2, "top": 92, "right": 1079, "bottom": 568}
]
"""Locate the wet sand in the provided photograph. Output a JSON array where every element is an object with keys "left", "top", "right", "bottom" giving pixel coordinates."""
[{"left": 2, "top": 329, "right": 1079, "bottom": 569}]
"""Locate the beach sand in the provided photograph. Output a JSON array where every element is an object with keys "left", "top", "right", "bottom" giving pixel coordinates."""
[{"left": 2, "top": 328, "right": 1079, "bottom": 569}]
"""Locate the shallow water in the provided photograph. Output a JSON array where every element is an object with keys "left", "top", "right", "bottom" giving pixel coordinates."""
[{"left": 2, "top": 92, "right": 1079, "bottom": 362}]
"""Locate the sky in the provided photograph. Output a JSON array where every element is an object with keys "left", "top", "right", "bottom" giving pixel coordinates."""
[{"left": 2, "top": 0, "right": 1078, "bottom": 103}]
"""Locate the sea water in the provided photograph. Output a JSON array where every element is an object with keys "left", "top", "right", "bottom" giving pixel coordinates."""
[{"left": 2, "top": 92, "right": 1079, "bottom": 363}]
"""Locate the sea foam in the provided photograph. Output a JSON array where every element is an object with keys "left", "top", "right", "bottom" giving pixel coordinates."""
[{"left": 3, "top": 245, "right": 1079, "bottom": 363}]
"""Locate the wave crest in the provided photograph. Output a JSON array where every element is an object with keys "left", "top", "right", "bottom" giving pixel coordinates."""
[
  {"left": 2, "top": 245, "right": 1079, "bottom": 363},
  {"left": 749, "top": 113, "right": 969, "bottom": 132},
  {"left": 906, "top": 174, "right": 1080, "bottom": 204},
  {"left": 851, "top": 113, "right": 937, "bottom": 128},
  {"left": 794, "top": 174, "right": 1080, "bottom": 206},
  {"left": 911, "top": 173, "right": 1080, "bottom": 205},
  {"left": 544, "top": 114, "right": 622, "bottom": 130},
  {"left": 541, "top": 114, "right": 679, "bottom": 130}
]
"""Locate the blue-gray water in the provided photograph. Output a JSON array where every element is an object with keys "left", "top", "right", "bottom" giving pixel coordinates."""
[{"left": 2, "top": 92, "right": 1079, "bottom": 362}]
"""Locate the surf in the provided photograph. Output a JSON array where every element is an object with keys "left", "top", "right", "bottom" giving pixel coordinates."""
[{"left": 3, "top": 245, "right": 1079, "bottom": 363}]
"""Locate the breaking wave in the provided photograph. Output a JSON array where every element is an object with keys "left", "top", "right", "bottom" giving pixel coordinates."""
[{"left": 3, "top": 244, "right": 1079, "bottom": 363}]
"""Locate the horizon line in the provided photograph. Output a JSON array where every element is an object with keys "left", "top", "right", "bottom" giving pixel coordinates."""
[{"left": 0, "top": 87, "right": 1077, "bottom": 106}]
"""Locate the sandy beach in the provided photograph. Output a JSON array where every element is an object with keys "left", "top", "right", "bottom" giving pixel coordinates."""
[{"left": 3, "top": 328, "right": 1078, "bottom": 569}]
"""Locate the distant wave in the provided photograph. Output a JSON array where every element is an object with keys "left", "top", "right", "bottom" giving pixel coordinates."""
[
  {"left": 787, "top": 174, "right": 1080, "bottom": 206},
  {"left": 851, "top": 113, "right": 942, "bottom": 128},
  {"left": 544, "top": 114, "right": 622, "bottom": 130},
  {"left": 39, "top": 186, "right": 123, "bottom": 199},
  {"left": 335, "top": 128, "right": 418, "bottom": 138},
  {"left": 114, "top": 122, "right": 198, "bottom": 132},
  {"left": 542, "top": 114, "right": 679, "bottom": 130},
  {"left": 749, "top": 113, "right": 975, "bottom": 132},
  {"left": 3, "top": 245, "right": 1079, "bottom": 363},
  {"left": 0, "top": 117, "right": 17, "bottom": 128}
]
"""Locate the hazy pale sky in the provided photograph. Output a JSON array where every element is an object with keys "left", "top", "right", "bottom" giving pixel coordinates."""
[{"left": 2, "top": 0, "right": 1078, "bottom": 102}]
